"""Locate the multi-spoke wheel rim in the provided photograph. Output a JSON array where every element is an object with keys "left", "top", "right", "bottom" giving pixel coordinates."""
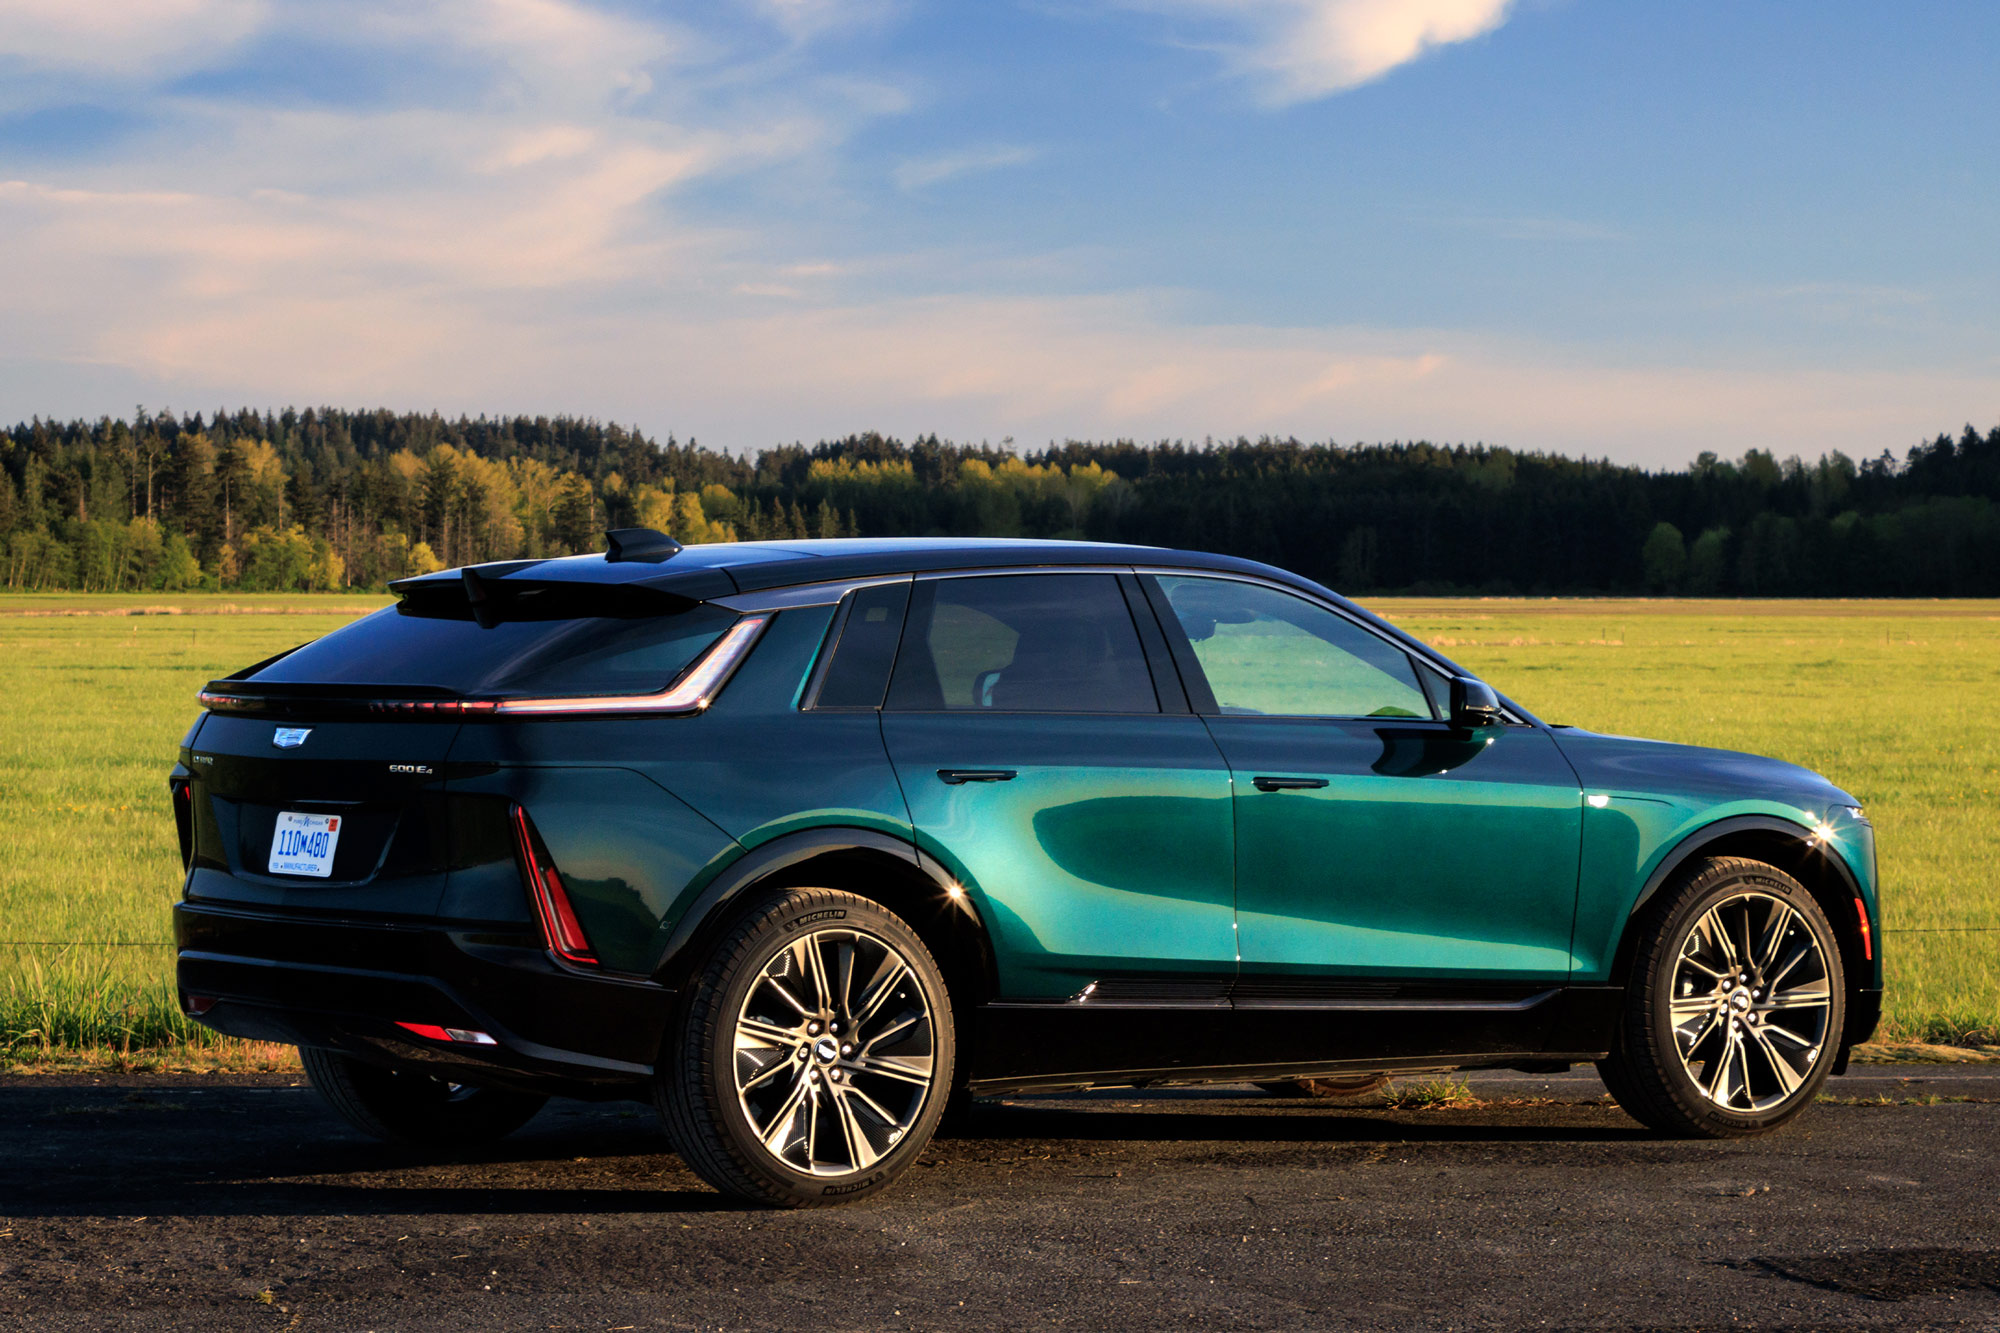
[
  {"left": 1670, "top": 891, "right": 1832, "bottom": 1113},
  {"left": 732, "top": 928, "right": 936, "bottom": 1177}
]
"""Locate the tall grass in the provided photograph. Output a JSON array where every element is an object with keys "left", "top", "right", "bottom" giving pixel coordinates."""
[{"left": 0, "top": 945, "right": 229, "bottom": 1052}]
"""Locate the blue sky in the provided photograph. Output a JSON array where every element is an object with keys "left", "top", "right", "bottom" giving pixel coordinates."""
[{"left": 1, "top": 0, "right": 1994, "bottom": 466}]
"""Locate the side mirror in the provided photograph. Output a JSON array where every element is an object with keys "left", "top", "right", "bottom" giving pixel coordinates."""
[{"left": 1449, "top": 677, "right": 1503, "bottom": 730}]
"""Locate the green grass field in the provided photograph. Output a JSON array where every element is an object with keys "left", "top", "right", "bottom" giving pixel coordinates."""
[
  {"left": 0, "top": 593, "right": 388, "bottom": 1053},
  {"left": 2, "top": 592, "right": 1994, "bottom": 1056}
]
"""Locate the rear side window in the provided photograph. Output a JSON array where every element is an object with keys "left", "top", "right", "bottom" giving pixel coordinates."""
[
  {"left": 886, "top": 574, "right": 1158, "bottom": 714},
  {"left": 249, "top": 594, "right": 739, "bottom": 698},
  {"left": 811, "top": 581, "right": 912, "bottom": 709},
  {"left": 1153, "top": 576, "right": 1432, "bottom": 720}
]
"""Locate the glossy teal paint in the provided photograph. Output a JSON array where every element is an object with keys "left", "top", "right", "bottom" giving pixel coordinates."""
[
  {"left": 882, "top": 712, "right": 1237, "bottom": 997},
  {"left": 1208, "top": 718, "right": 1583, "bottom": 980},
  {"left": 1553, "top": 728, "right": 1879, "bottom": 986},
  {"left": 443, "top": 606, "right": 916, "bottom": 970},
  {"left": 631, "top": 605, "right": 916, "bottom": 851},
  {"left": 447, "top": 764, "right": 738, "bottom": 973}
]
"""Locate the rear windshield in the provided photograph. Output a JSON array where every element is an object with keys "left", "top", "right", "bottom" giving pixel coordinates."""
[{"left": 249, "top": 594, "right": 739, "bottom": 697}]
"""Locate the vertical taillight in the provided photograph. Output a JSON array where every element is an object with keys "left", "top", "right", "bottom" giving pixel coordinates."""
[
  {"left": 510, "top": 806, "right": 597, "bottom": 966},
  {"left": 170, "top": 778, "right": 195, "bottom": 871},
  {"left": 1854, "top": 896, "right": 1874, "bottom": 962}
]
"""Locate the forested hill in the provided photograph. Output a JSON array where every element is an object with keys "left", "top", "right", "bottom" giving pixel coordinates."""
[{"left": 3, "top": 407, "right": 1997, "bottom": 596}]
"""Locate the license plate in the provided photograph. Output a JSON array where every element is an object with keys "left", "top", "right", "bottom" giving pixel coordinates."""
[{"left": 268, "top": 811, "right": 342, "bottom": 878}]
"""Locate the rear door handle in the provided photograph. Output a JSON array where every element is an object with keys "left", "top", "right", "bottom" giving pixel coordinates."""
[
  {"left": 1252, "top": 775, "right": 1329, "bottom": 792},
  {"left": 937, "top": 769, "right": 1017, "bottom": 785}
]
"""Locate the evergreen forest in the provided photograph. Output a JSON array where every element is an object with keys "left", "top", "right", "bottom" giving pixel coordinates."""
[{"left": 3, "top": 407, "right": 1997, "bottom": 596}]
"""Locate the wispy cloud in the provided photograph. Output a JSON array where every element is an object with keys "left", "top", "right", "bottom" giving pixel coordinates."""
[
  {"left": 893, "top": 145, "right": 1038, "bottom": 191},
  {"left": 750, "top": 0, "right": 897, "bottom": 42},
  {"left": 1124, "top": 0, "right": 1516, "bottom": 104},
  {"left": 0, "top": 0, "right": 1986, "bottom": 472},
  {"left": 0, "top": 0, "right": 266, "bottom": 78}
]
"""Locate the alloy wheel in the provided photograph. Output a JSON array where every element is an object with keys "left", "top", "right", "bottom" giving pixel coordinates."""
[
  {"left": 1669, "top": 891, "right": 1833, "bottom": 1113},
  {"left": 731, "top": 927, "right": 937, "bottom": 1176}
]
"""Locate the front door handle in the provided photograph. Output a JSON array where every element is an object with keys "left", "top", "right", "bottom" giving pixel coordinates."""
[
  {"left": 937, "top": 768, "right": 1017, "bottom": 785},
  {"left": 1252, "top": 775, "right": 1329, "bottom": 792}
]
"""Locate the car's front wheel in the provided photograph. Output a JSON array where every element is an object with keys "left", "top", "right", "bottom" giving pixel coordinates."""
[
  {"left": 299, "top": 1047, "right": 548, "bottom": 1146},
  {"left": 1599, "top": 856, "right": 1845, "bottom": 1137},
  {"left": 658, "top": 888, "right": 955, "bottom": 1207}
]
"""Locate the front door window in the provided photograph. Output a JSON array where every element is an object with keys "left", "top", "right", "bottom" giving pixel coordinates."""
[{"left": 1154, "top": 575, "right": 1431, "bottom": 719}]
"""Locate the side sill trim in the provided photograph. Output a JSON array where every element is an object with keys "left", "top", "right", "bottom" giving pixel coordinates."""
[
  {"left": 986, "top": 989, "right": 1560, "bottom": 1014},
  {"left": 966, "top": 1051, "right": 1608, "bottom": 1098},
  {"left": 1233, "top": 989, "right": 1558, "bottom": 1013}
]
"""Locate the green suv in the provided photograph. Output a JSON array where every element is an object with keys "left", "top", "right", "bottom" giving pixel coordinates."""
[{"left": 171, "top": 534, "right": 1881, "bottom": 1206}]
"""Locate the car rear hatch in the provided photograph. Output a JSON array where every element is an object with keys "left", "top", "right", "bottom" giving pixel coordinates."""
[
  {"left": 185, "top": 691, "right": 465, "bottom": 918},
  {"left": 180, "top": 569, "right": 744, "bottom": 922}
]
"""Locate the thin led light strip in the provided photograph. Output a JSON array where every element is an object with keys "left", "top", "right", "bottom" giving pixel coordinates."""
[{"left": 491, "top": 613, "right": 770, "bottom": 716}]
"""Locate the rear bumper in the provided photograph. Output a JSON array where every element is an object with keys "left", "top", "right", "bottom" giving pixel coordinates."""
[{"left": 173, "top": 902, "right": 674, "bottom": 1099}]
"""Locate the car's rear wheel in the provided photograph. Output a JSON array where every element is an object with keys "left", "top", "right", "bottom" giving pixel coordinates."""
[
  {"left": 658, "top": 888, "right": 955, "bottom": 1207},
  {"left": 1599, "top": 856, "right": 1844, "bottom": 1137},
  {"left": 299, "top": 1046, "right": 548, "bottom": 1146}
]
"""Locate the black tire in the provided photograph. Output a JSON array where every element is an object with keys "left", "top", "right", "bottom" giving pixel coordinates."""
[
  {"left": 299, "top": 1046, "right": 548, "bottom": 1146},
  {"left": 1598, "top": 856, "right": 1845, "bottom": 1138},
  {"left": 1255, "top": 1074, "right": 1392, "bottom": 1099},
  {"left": 657, "top": 888, "right": 955, "bottom": 1207}
]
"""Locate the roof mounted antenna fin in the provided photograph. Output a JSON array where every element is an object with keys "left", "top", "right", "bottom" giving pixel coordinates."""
[
  {"left": 462, "top": 564, "right": 500, "bottom": 629},
  {"left": 604, "top": 528, "right": 684, "bottom": 563}
]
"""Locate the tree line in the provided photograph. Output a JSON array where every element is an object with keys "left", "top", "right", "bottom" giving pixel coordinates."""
[{"left": 2, "top": 406, "right": 1996, "bottom": 596}]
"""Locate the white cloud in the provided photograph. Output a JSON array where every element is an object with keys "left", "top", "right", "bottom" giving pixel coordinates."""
[
  {"left": 893, "top": 145, "right": 1038, "bottom": 191},
  {"left": 1131, "top": 0, "right": 1517, "bottom": 104},
  {"left": 0, "top": 0, "right": 266, "bottom": 76}
]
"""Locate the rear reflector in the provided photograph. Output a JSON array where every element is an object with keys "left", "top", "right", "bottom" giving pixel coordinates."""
[
  {"left": 510, "top": 806, "right": 598, "bottom": 966},
  {"left": 396, "top": 1022, "right": 498, "bottom": 1046},
  {"left": 183, "top": 994, "right": 216, "bottom": 1017},
  {"left": 1854, "top": 897, "right": 1873, "bottom": 961},
  {"left": 170, "top": 778, "right": 194, "bottom": 870}
]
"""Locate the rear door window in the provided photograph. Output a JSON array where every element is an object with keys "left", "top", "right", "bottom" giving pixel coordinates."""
[
  {"left": 1152, "top": 575, "right": 1433, "bottom": 720},
  {"left": 886, "top": 574, "right": 1158, "bottom": 714}
]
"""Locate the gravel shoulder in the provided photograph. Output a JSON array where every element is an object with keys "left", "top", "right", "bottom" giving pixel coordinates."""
[{"left": 2, "top": 1066, "right": 1997, "bottom": 1331}]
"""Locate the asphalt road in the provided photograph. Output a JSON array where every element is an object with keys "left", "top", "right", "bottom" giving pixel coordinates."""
[{"left": 3, "top": 1065, "right": 1997, "bottom": 1332}]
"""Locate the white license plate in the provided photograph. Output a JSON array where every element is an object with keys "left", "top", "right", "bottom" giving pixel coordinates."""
[{"left": 268, "top": 811, "right": 342, "bottom": 878}]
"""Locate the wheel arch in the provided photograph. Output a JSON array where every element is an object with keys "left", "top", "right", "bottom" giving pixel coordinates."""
[
  {"left": 651, "top": 828, "right": 999, "bottom": 1020},
  {"left": 1609, "top": 815, "right": 1875, "bottom": 1061}
]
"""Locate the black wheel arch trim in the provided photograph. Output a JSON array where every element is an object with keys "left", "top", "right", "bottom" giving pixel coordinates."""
[
  {"left": 649, "top": 827, "right": 997, "bottom": 997},
  {"left": 1627, "top": 814, "right": 1863, "bottom": 921}
]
